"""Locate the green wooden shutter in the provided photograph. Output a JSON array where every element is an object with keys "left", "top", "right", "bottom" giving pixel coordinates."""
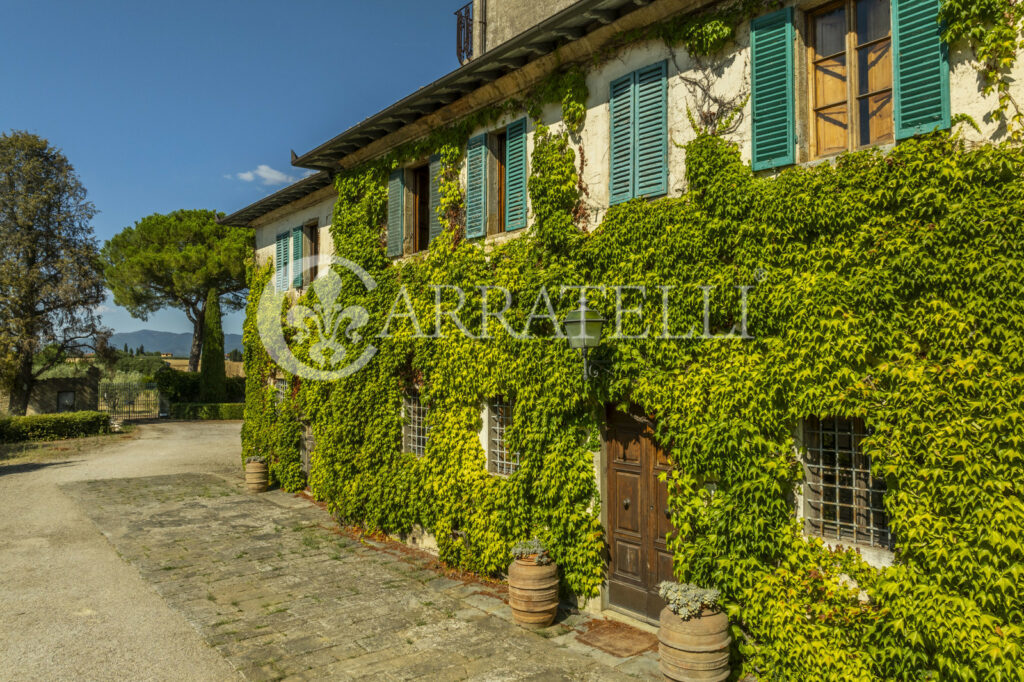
[
  {"left": 750, "top": 8, "right": 795, "bottom": 171},
  {"left": 466, "top": 134, "right": 488, "bottom": 239},
  {"left": 634, "top": 61, "right": 668, "bottom": 198},
  {"left": 892, "top": 0, "right": 949, "bottom": 139},
  {"left": 609, "top": 72, "right": 635, "bottom": 205},
  {"left": 386, "top": 169, "right": 404, "bottom": 258},
  {"left": 276, "top": 232, "right": 290, "bottom": 291},
  {"left": 504, "top": 118, "right": 528, "bottom": 231},
  {"left": 275, "top": 233, "right": 285, "bottom": 291},
  {"left": 291, "top": 227, "right": 303, "bottom": 288},
  {"left": 428, "top": 154, "right": 443, "bottom": 242}
]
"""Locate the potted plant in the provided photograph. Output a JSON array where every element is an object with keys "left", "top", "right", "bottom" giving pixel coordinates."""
[
  {"left": 507, "top": 538, "right": 559, "bottom": 628},
  {"left": 657, "top": 581, "right": 731, "bottom": 682},
  {"left": 244, "top": 456, "right": 268, "bottom": 493}
]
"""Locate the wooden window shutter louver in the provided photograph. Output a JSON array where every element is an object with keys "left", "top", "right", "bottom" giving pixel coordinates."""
[
  {"left": 466, "top": 134, "right": 488, "bottom": 239},
  {"left": 892, "top": 0, "right": 950, "bottom": 139},
  {"left": 386, "top": 168, "right": 404, "bottom": 258},
  {"left": 504, "top": 118, "right": 528, "bottom": 231},
  {"left": 751, "top": 8, "right": 796, "bottom": 171}
]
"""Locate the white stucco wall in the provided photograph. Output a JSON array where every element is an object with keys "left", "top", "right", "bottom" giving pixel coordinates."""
[
  {"left": 253, "top": 194, "right": 336, "bottom": 271},
  {"left": 257, "top": 0, "right": 1021, "bottom": 261}
]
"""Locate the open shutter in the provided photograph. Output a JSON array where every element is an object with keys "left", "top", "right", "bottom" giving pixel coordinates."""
[
  {"left": 893, "top": 0, "right": 949, "bottom": 139},
  {"left": 504, "top": 118, "right": 528, "bottom": 230},
  {"left": 291, "top": 227, "right": 303, "bottom": 288},
  {"left": 275, "top": 233, "right": 285, "bottom": 291},
  {"left": 428, "top": 154, "right": 443, "bottom": 242},
  {"left": 466, "top": 134, "right": 488, "bottom": 239},
  {"left": 386, "top": 169, "right": 404, "bottom": 258},
  {"left": 609, "top": 72, "right": 635, "bottom": 205},
  {"left": 635, "top": 61, "right": 668, "bottom": 198},
  {"left": 750, "top": 8, "right": 795, "bottom": 171}
]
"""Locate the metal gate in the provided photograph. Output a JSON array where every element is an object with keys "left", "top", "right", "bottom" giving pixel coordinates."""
[{"left": 98, "top": 381, "right": 167, "bottom": 422}]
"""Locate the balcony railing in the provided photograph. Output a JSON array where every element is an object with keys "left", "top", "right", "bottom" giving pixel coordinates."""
[{"left": 455, "top": 1, "right": 474, "bottom": 63}]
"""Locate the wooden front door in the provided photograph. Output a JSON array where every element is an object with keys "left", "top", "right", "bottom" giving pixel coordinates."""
[{"left": 605, "top": 410, "right": 674, "bottom": 622}]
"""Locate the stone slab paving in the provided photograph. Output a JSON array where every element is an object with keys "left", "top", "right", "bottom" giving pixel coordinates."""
[{"left": 62, "top": 473, "right": 660, "bottom": 681}]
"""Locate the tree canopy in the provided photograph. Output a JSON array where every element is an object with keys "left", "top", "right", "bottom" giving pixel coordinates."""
[
  {"left": 101, "top": 209, "right": 252, "bottom": 371},
  {"left": 0, "top": 130, "right": 107, "bottom": 415}
]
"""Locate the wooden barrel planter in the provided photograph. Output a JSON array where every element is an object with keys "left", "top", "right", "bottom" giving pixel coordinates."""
[
  {"left": 658, "top": 606, "right": 731, "bottom": 682},
  {"left": 245, "top": 461, "right": 268, "bottom": 493},
  {"left": 507, "top": 558, "right": 559, "bottom": 628}
]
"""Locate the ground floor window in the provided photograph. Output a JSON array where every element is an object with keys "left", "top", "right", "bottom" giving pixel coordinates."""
[
  {"left": 402, "top": 391, "right": 428, "bottom": 457},
  {"left": 802, "top": 416, "right": 890, "bottom": 549},
  {"left": 487, "top": 397, "right": 518, "bottom": 476},
  {"left": 57, "top": 390, "right": 75, "bottom": 413}
]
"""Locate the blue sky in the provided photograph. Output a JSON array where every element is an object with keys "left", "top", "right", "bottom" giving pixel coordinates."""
[{"left": 1, "top": 0, "right": 455, "bottom": 335}]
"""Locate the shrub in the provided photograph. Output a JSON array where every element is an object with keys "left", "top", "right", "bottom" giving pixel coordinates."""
[
  {"left": 0, "top": 411, "right": 110, "bottom": 443},
  {"left": 199, "top": 288, "right": 227, "bottom": 402},
  {"left": 156, "top": 369, "right": 244, "bottom": 403},
  {"left": 169, "top": 403, "right": 245, "bottom": 420}
]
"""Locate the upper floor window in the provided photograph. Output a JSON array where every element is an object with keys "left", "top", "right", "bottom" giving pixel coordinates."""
[
  {"left": 802, "top": 416, "right": 891, "bottom": 550},
  {"left": 609, "top": 61, "right": 668, "bottom": 205},
  {"left": 275, "top": 221, "right": 322, "bottom": 291},
  {"left": 386, "top": 158, "right": 442, "bottom": 258},
  {"left": 465, "top": 118, "right": 527, "bottom": 239},
  {"left": 402, "top": 391, "right": 428, "bottom": 456},
  {"left": 750, "top": 0, "right": 949, "bottom": 171},
  {"left": 486, "top": 397, "right": 519, "bottom": 476},
  {"left": 809, "top": 0, "right": 893, "bottom": 157}
]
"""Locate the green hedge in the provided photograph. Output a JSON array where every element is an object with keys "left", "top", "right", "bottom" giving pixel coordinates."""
[
  {"left": 155, "top": 369, "right": 245, "bottom": 404},
  {"left": 169, "top": 403, "right": 245, "bottom": 420},
  {"left": 0, "top": 411, "right": 111, "bottom": 443}
]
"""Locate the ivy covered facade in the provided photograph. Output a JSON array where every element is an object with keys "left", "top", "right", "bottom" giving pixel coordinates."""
[{"left": 222, "top": 0, "right": 1024, "bottom": 678}]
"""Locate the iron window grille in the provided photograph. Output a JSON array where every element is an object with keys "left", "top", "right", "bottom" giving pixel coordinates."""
[
  {"left": 487, "top": 397, "right": 519, "bottom": 476},
  {"left": 803, "top": 416, "right": 891, "bottom": 549},
  {"left": 403, "top": 392, "right": 429, "bottom": 457}
]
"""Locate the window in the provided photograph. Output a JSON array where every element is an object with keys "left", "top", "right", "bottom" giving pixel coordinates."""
[
  {"left": 486, "top": 397, "right": 519, "bottom": 476},
  {"left": 57, "top": 391, "right": 75, "bottom": 413},
  {"left": 609, "top": 61, "right": 668, "bottom": 205},
  {"left": 412, "top": 165, "right": 431, "bottom": 253},
  {"left": 466, "top": 118, "right": 527, "bottom": 239},
  {"left": 495, "top": 131, "right": 507, "bottom": 234},
  {"left": 402, "top": 392, "right": 429, "bottom": 457},
  {"left": 809, "top": 0, "right": 893, "bottom": 157},
  {"left": 303, "top": 221, "right": 320, "bottom": 285},
  {"left": 386, "top": 158, "right": 442, "bottom": 257},
  {"left": 750, "top": 0, "right": 947, "bottom": 170},
  {"left": 802, "top": 416, "right": 890, "bottom": 549}
]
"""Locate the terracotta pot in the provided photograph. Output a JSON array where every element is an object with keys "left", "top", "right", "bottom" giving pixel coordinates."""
[
  {"left": 658, "top": 606, "right": 731, "bottom": 682},
  {"left": 507, "top": 557, "right": 558, "bottom": 628},
  {"left": 245, "top": 461, "right": 268, "bottom": 493}
]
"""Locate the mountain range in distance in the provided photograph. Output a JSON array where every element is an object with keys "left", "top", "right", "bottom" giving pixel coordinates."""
[{"left": 108, "top": 330, "right": 243, "bottom": 357}]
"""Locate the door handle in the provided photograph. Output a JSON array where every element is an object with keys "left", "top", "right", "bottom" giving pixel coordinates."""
[{"left": 623, "top": 498, "right": 630, "bottom": 509}]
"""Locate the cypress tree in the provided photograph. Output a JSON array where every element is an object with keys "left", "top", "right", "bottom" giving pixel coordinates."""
[{"left": 198, "top": 288, "right": 226, "bottom": 403}]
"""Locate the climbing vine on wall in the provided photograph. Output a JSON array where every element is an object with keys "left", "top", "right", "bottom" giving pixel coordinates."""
[{"left": 241, "top": 13, "right": 1024, "bottom": 680}]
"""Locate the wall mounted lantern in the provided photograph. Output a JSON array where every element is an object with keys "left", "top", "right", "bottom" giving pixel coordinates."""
[{"left": 564, "top": 304, "right": 605, "bottom": 381}]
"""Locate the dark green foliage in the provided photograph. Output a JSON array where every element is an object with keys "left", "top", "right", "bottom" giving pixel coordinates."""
[
  {"left": 245, "top": 131, "right": 1024, "bottom": 679},
  {"left": 155, "top": 369, "right": 244, "bottom": 404},
  {"left": 113, "top": 353, "right": 167, "bottom": 377},
  {"left": 0, "top": 411, "right": 109, "bottom": 442},
  {"left": 0, "top": 131, "right": 107, "bottom": 415},
  {"left": 169, "top": 403, "right": 245, "bottom": 420},
  {"left": 100, "top": 209, "right": 252, "bottom": 372},
  {"left": 199, "top": 289, "right": 226, "bottom": 403}
]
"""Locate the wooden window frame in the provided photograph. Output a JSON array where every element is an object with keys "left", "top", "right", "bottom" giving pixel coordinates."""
[
  {"left": 806, "top": 0, "right": 893, "bottom": 158},
  {"left": 302, "top": 219, "right": 319, "bottom": 286},
  {"left": 410, "top": 164, "right": 431, "bottom": 253}
]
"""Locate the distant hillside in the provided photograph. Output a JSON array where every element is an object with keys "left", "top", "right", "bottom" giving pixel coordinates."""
[{"left": 109, "top": 330, "right": 243, "bottom": 357}]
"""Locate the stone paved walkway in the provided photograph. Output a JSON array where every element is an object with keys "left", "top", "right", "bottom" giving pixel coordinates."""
[{"left": 63, "top": 472, "right": 659, "bottom": 681}]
